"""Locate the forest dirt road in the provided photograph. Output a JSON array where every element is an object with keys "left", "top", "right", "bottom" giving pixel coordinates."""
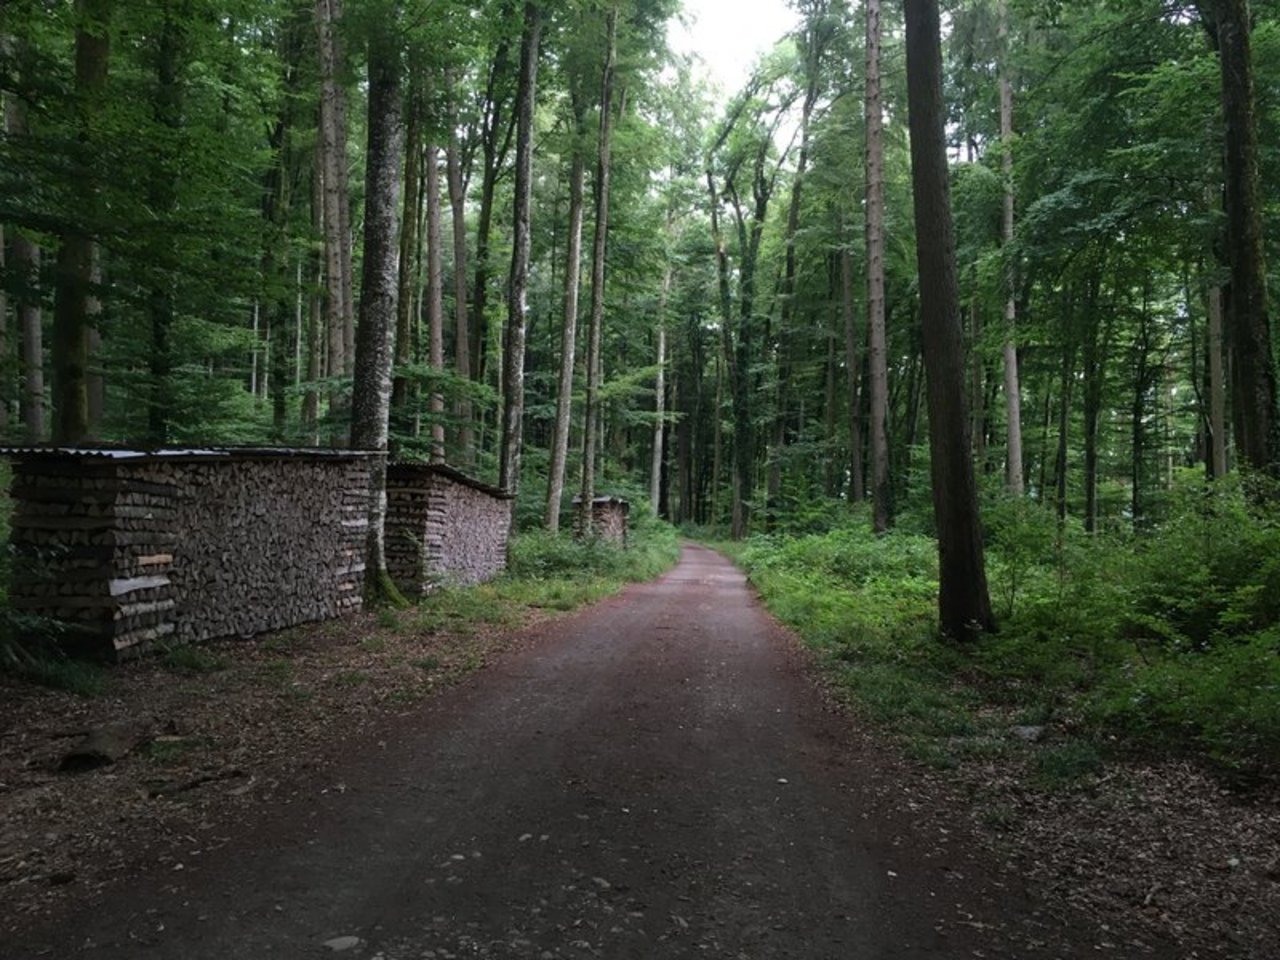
[{"left": 11, "top": 544, "right": 1098, "bottom": 959}]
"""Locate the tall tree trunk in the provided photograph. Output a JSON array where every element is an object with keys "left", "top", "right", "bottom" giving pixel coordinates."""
[
  {"left": 302, "top": 152, "right": 324, "bottom": 437},
  {"left": 842, "top": 243, "right": 865, "bottom": 503},
  {"left": 1081, "top": 274, "right": 1108, "bottom": 533},
  {"left": 473, "top": 29, "right": 517, "bottom": 390},
  {"left": 316, "top": 0, "right": 353, "bottom": 441},
  {"left": 498, "top": 2, "right": 542, "bottom": 509},
  {"left": 446, "top": 85, "right": 474, "bottom": 464},
  {"left": 6, "top": 95, "right": 44, "bottom": 439},
  {"left": 1201, "top": 0, "right": 1279, "bottom": 479},
  {"left": 545, "top": 96, "right": 587, "bottom": 531},
  {"left": 392, "top": 93, "right": 420, "bottom": 425},
  {"left": 145, "top": 6, "right": 188, "bottom": 445},
  {"left": 52, "top": 0, "right": 110, "bottom": 444},
  {"left": 349, "top": 16, "right": 404, "bottom": 602},
  {"left": 1055, "top": 340, "right": 1075, "bottom": 523},
  {"left": 866, "top": 0, "right": 891, "bottom": 532},
  {"left": 999, "top": 0, "right": 1025, "bottom": 494},
  {"left": 0, "top": 219, "right": 7, "bottom": 432},
  {"left": 650, "top": 281, "right": 669, "bottom": 517},
  {"left": 904, "top": 0, "right": 995, "bottom": 639},
  {"left": 578, "top": 6, "right": 616, "bottom": 534},
  {"left": 425, "top": 141, "right": 445, "bottom": 463},
  {"left": 1207, "top": 278, "right": 1228, "bottom": 477}
]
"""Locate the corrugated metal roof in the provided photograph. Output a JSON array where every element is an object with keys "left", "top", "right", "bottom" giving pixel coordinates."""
[
  {"left": 388, "top": 461, "right": 513, "bottom": 500},
  {"left": 0, "top": 445, "right": 383, "bottom": 462}
]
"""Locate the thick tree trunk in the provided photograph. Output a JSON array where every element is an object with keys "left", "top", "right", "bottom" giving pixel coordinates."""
[
  {"left": 52, "top": 0, "right": 110, "bottom": 444},
  {"left": 579, "top": 7, "right": 616, "bottom": 534},
  {"left": 999, "top": 0, "right": 1025, "bottom": 495},
  {"left": 349, "top": 20, "right": 404, "bottom": 602},
  {"left": 1200, "top": 0, "right": 1279, "bottom": 479},
  {"left": 498, "top": 2, "right": 542, "bottom": 509},
  {"left": 866, "top": 0, "right": 891, "bottom": 532},
  {"left": 445, "top": 90, "right": 474, "bottom": 464},
  {"left": 904, "top": 0, "right": 995, "bottom": 639},
  {"left": 545, "top": 98, "right": 587, "bottom": 532}
]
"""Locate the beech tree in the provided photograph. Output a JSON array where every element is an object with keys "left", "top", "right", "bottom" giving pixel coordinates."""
[
  {"left": 1198, "top": 0, "right": 1279, "bottom": 481},
  {"left": 497, "top": 2, "right": 542, "bottom": 506},
  {"left": 349, "top": 5, "right": 405, "bottom": 600},
  {"left": 904, "top": 0, "right": 994, "bottom": 639}
]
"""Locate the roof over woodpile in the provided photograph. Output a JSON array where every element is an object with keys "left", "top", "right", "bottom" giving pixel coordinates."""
[
  {"left": 0, "top": 445, "right": 382, "bottom": 462},
  {"left": 387, "top": 461, "right": 513, "bottom": 500}
]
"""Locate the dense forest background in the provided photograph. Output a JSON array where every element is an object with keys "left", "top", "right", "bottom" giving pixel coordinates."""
[
  {"left": 4, "top": 1, "right": 1280, "bottom": 764},
  {"left": 8, "top": 0, "right": 1277, "bottom": 535}
]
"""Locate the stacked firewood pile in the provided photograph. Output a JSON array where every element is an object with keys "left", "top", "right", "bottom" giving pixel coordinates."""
[
  {"left": 8, "top": 457, "right": 181, "bottom": 656},
  {"left": 573, "top": 496, "right": 630, "bottom": 544},
  {"left": 166, "top": 457, "right": 372, "bottom": 644},
  {"left": 386, "top": 463, "right": 512, "bottom": 596},
  {"left": 5, "top": 449, "right": 375, "bottom": 659}
]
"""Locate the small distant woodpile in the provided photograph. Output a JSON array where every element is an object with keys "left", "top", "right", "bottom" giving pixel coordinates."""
[
  {"left": 385, "top": 463, "right": 513, "bottom": 597},
  {"left": 574, "top": 495, "right": 630, "bottom": 544},
  {"left": 4, "top": 447, "right": 376, "bottom": 659}
]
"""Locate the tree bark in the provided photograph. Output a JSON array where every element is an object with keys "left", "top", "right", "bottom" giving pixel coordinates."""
[
  {"left": 315, "top": 0, "right": 353, "bottom": 441},
  {"left": 1207, "top": 279, "right": 1228, "bottom": 478},
  {"left": 52, "top": 0, "right": 111, "bottom": 444},
  {"left": 4, "top": 91, "right": 41, "bottom": 437},
  {"left": 445, "top": 83, "right": 474, "bottom": 465},
  {"left": 579, "top": 6, "right": 617, "bottom": 534},
  {"left": 498, "top": 2, "right": 542, "bottom": 509},
  {"left": 392, "top": 93, "right": 420, "bottom": 425},
  {"left": 904, "top": 0, "right": 995, "bottom": 639},
  {"left": 866, "top": 0, "right": 891, "bottom": 532},
  {"left": 651, "top": 279, "right": 669, "bottom": 517},
  {"left": 425, "top": 141, "right": 445, "bottom": 463},
  {"left": 1200, "top": 0, "right": 1279, "bottom": 479},
  {"left": 473, "top": 25, "right": 518, "bottom": 390},
  {"left": 999, "top": 0, "right": 1025, "bottom": 495},
  {"left": 842, "top": 242, "right": 864, "bottom": 503},
  {"left": 545, "top": 95, "right": 587, "bottom": 531},
  {"left": 349, "top": 15, "right": 404, "bottom": 602}
]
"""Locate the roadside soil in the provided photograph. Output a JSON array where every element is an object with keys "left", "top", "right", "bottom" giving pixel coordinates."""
[{"left": 1, "top": 544, "right": 1275, "bottom": 958}]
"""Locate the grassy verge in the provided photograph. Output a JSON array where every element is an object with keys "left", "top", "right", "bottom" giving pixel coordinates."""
[{"left": 730, "top": 479, "right": 1280, "bottom": 785}]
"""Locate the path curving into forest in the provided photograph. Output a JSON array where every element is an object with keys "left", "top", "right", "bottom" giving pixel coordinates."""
[{"left": 13, "top": 544, "right": 1097, "bottom": 959}]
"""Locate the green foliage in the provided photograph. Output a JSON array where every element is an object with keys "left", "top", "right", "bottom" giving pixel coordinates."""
[{"left": 738, "top": 482, "right": 1280, "bottom": 777}]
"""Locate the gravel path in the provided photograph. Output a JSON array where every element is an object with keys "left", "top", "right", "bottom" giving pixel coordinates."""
[{"left": 10, "top": 544, "right": 1098, "bottom": 959}]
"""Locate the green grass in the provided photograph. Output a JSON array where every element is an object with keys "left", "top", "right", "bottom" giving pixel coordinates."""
[
  {"left": 14, "top": 656, "right": 110, "bottom": 698},
  {"left": 162, "top": 645, "right": 228, "bottom": 675},
  {"left": 330, "top": 669, "right": 370, "bottom": 688}
]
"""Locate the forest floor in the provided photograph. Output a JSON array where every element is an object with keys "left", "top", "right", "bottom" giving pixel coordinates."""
[{"left": 0, "top": 544, "right": 1275, "bottom": 958}]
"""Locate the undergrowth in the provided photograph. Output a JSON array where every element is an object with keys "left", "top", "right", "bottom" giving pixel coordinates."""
[{"left": 736, "top": 475, "right": 1280, "bottom": 783}]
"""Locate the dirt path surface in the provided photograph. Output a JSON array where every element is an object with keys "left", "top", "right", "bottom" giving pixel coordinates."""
[{"left": 10, "top": 545, "right": 1098, "bottom": 959}]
